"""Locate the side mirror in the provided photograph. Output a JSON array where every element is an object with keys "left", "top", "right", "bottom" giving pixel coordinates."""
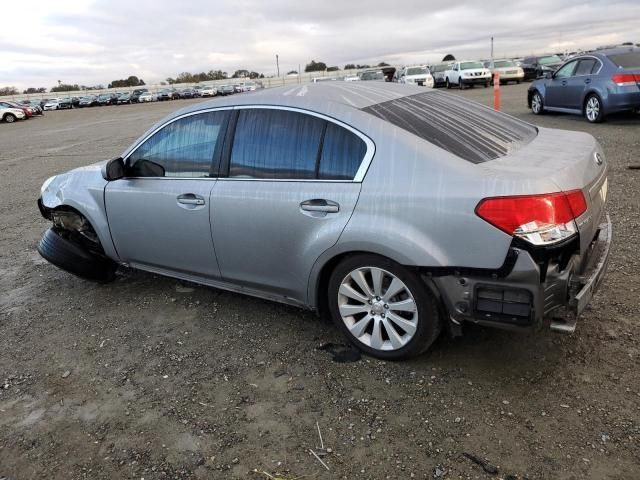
[
  {"left": 102, "top": 157, "right": 125, "bottom": 181},
  {"left": 544, "top": 72, "right": 553, "bottom": 79}
]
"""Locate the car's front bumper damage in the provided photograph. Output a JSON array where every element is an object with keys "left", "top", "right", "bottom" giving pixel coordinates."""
[{"left": 431, "top": 215, "right": 612, "bottom": 334}]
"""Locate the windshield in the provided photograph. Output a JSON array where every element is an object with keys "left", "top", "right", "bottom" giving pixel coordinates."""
[
  {"left": 461, "top": 62, "right": 484, "bottom": 70},
  {"left": 494, "top": 60, "right": 515, "bottom": 68},
  {"left": 607, "top": 51, "right": 640, "bottom": 69},
  {"left": 539, "top": 55, "right": 563, "bottom": 65},
  {"left": 407, "top": 67, "right": 427, "bottom": 75}
]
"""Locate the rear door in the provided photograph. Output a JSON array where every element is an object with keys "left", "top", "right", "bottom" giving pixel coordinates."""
[
  {"left": 546, "top": 60, "right": 578, "bottom": 108},
  {"left": 210, "top": 107, "right": 373, "bottom": 303},
  {"left": 564, "top": 58, "right": 599, "bottom": 109},
  {"left": 105, "top": 109, "right": 230, "bottom": 279}
]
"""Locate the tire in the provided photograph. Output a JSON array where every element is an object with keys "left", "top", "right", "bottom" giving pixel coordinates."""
[
  {"left": 485, "top": 82, "right": 490, "bottom": 88},
  {"left": 531, "top": 90, "right": 544, "bottom": 115},
  {"left": 584, "top": 94, "right": 604, "bottom": 123},
  {"left": 458, "top": 79, "right": 464, "bottom": 90},
  {"left": 4, "top": 113, "right": 16, "bottom": 123},
  {"left": 37, "top": 228, "right": 117, "bottom": 283},
  {"left": 446, "top": 78, "right": 451, "bottom": 89},
  {"left": 516, "top": 80, "right": 521, "bottom": 84},
  {"left": 327, "top": 254, "right": 442, "bottom": 360}
]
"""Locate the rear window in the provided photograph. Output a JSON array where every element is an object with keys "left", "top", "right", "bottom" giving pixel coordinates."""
[
  {"left": 607, "top": 52, "right": 640, "bottom": 69},
  {"left": 362, "top": 92, "right": 537, "bottom": 164}
]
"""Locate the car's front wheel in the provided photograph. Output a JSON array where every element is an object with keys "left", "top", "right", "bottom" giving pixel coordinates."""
[
  {"left": 3, "top": 113, "right": 16, "bottom": 123},
  {"left": 531, "top": 91, "right": 544, "bottom": 115},
  {"left": 328, "top": 254, "right": 442, "bottom": 360},
  {"left": 37, "top": 228, "right": 117, "bottom": 283},
  {"left": 445, "top": 78, "right": 451, "bottom": 89},
  {"left": 584, "top": 94, "right": 604, "bottom": 123}
]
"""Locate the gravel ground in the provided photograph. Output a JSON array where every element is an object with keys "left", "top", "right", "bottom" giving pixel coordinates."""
[{"left": 0, "top": 85, "right": 639, "bottom": 480}]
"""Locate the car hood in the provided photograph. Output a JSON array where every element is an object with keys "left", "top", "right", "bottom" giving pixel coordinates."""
[{"left": 405, "top": 74, "right": 432, "bottom": 80}]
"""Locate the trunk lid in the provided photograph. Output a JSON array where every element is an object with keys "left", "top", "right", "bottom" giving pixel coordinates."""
[{"left": 483, "top": 127, "right": 608, "bottom": 254}]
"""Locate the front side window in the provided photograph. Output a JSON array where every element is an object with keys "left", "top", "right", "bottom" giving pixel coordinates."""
[
  {"left": 128, "top": 111, "right": 227, "bottom": 178},
  {"left": 230, "top": 109, "right": 324, "bottom": 179},
  {"left": 554, "top": 61, "right": 577, "bottom": 78}
]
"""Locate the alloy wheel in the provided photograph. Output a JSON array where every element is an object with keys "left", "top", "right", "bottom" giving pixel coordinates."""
[
  {"left": 531, "top": 93, "right": 542, "bottom": 114},
  {"left": 338, "top": 266, "right": 418, "bottom": 351},
  {"left": 586, "top": 96, "right": 600, "bottom": 122}
]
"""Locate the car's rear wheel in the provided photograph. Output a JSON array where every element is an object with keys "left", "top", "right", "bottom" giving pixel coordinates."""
[
  {"left": 4, "top": 113, "right": 16, "bottom": 123},
  {"left": 37, "top": 228, "right": 117, "bottom": 283},
  {"left": 531, "top": 91, "right": 544, "bottom": 115},
  {"left": 328, "top": 254, "right": 442, "bottom": 360},
  {"left": 584, "top": 94, "right": 604, "bottom": 123}
]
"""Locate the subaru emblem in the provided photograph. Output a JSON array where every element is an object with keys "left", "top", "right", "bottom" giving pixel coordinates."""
[{"left": 594, "top": 152, "right": 603, "bottom": 166}]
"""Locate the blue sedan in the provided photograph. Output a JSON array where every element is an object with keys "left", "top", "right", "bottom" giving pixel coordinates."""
[{"left": 527, "top": 47, "right": 640, "bottom": 123}]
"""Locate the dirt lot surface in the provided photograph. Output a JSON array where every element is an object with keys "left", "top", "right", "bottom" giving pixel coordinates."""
[{"left": 1, "top": 85, "right": 639, "bottom": 480}]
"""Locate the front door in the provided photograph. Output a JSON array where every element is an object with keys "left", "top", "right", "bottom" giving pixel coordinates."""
[
  {"left": 545, "top": 60, "right": 578, "bottom": 108},
  {"left": 105, "top": 109, "right": 230, "bottom": 279},
  {"left": 211, "top": 108, "right": 372, "bottom": 303}
]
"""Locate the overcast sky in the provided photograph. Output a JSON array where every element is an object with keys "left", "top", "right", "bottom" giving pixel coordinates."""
[{"left": 1, "top": 0, "right": 639, "bottom": 89}]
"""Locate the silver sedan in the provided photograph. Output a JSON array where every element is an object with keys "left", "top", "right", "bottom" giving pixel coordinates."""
[{"left": 37, "top": 82, "right": 611, "bottom": 359}]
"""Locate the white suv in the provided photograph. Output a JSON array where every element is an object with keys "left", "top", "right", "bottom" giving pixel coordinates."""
[
  {"left": 398, "top": 65, "right": 434, "bottom": 87},
  {"left": 445, "top": 61, "right": 492, "bottom": 89}
]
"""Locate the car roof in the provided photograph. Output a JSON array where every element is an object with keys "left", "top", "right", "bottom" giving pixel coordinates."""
[
  {"left": 591, "top": 46, "right": 638, "bottom": 56},
  {"left": 174, "top": 82, "right": 434, "bottom": 118}
]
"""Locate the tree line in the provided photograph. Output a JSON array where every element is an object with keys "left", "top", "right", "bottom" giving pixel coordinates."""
[{"left": 1, "top": 60, "right": 393, "bottom": 97}]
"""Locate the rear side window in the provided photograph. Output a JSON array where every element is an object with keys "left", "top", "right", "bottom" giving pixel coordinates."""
[
  {"left": 229, "top": 109, "right": 368, "bottom": 180},
  {"left": 318, "top": 123, "right": 367, "bottom": 180},
  {"left": 607, "top": 52, "right": 640, "bottom": 68},
  {"left": 230, "top": 109, "right": 324, "bottom": 179},
  {"left": 129, "top": 111, "right": 227, "bottom": 177},
  {"left": 575, "top": 59, "right": 597, "bottom": 75},
  {"left": 362, "top": 92, "right": 537, "bottom": 164}
]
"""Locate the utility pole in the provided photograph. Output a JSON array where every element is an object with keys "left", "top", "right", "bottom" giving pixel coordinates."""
[
  {"left": 491, "top": 37, "right": 494, "bottom": 62},
  {"left": 276, "top": 54, "right": 280, "bottom": 77}
]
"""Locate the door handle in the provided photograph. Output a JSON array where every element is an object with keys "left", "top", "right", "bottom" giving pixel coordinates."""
[
  {"left": 177, "top": 194, "right": 205, "bottom": 206},
  {"left": 561, "top": 80, "right": 568, "bottom": 86},
  {"left": 585, "top": 78, "right": 591, "bottom": 84},
  {"left": 300, "top": 199, "right": 339, "bottom": 213}
]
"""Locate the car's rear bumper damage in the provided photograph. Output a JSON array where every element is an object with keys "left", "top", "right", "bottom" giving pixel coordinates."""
[{"left": 430, "top": 214, "right": 612, "bottom": 334}]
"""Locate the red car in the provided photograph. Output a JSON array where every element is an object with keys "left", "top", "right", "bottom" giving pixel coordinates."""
[{"left": 0, "top": 101, "right": 33, "bottom": 118}]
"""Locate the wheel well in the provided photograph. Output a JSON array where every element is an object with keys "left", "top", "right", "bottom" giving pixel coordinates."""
[
  {"left": 583, "top": 91, "right": 601, "bottom": 109},
  {"left": 314, "top": 250, "right": 447, "bottom": 317},
  {"left": 43, "top": 205, "right": 105, "bottom": 254},
  {"left": 315, "top": 251, "right": 368, "bottom": 318}
]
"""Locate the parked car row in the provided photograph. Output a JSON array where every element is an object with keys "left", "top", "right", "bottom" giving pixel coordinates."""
[
  {"left": 0, "top": 99, "right": 44, "bottom": 123},
  {"left": 3, "top": 82, "right": 261, "bottom": 117}
]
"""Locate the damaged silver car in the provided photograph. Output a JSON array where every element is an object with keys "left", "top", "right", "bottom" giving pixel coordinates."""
[{"left": 37, "top": 83, "right": 611, "bottom": 359}]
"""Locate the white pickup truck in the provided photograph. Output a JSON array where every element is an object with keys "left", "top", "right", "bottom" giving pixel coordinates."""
[{"left": 444, "top": 61, "right": 492, "bottom": 89}]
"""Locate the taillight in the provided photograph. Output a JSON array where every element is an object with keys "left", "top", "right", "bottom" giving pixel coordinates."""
[
  {"left": 612, "top": 73, "right": 640, "bottom": 86},
  {"left": 475, "top": 190, "right": 587, "bottom": 246}
]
